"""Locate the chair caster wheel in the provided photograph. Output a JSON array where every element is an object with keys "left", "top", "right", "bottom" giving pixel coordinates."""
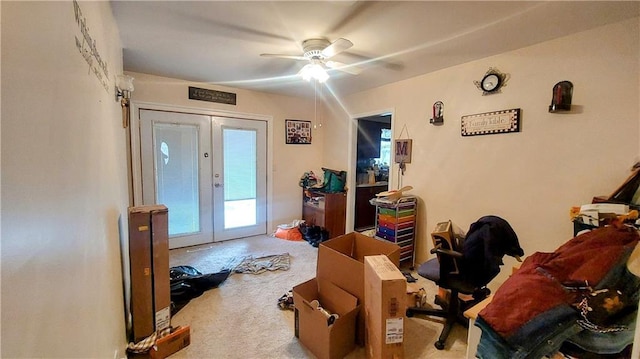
[{"left": 434, "top": 341, "right": 445, "bottom": 350}]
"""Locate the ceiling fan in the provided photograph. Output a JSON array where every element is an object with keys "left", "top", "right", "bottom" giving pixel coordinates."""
[{"left": 260, "top": 38, "right": 363, "bottom": 82}]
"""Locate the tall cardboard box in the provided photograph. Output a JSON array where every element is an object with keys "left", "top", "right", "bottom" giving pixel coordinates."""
[
  {"left": 318, "top": 232, "right": 401, "bottom": 345},
  {"left": 293, "top": 278, "right": 359, "bottom": 359},
  {"left": 364, "top": 255, "right": 406, "bottom": 359},
  {"left": 129, "top": 205, "right": 171, "bottom": 342}
]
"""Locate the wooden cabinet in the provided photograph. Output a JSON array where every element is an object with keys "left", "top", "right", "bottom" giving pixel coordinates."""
[
  {"left": 302, "top": 190, "right": 347, "bottom": 239},
  {"left": 354, "top": 184, "right": 388, "bottom": 230}
]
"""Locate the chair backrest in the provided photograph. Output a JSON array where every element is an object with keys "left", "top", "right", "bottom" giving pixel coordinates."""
[
  {"left": 429, "top": 217, "right": 523, "bottom": 289},
  {"left": 431, "top": 234, "right": 459, "bottom": 277},
  {"left": 430, "top": 220, "right": 466, "bottom": 275}
]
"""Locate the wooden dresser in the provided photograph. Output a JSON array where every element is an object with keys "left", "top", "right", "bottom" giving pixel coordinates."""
[{"left": 302, "top": 189, "right": 347, "bottom": 239}]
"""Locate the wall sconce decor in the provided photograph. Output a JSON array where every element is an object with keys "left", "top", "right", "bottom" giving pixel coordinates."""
[
  {"left": 549, "top": 81, "right": 573, "bottom": 113},
  {"left": 430, "top": 101, "right": 444, "bottom": 125},
  {"left": 116, "top": 74, "right": 134, "bottom": 128}
]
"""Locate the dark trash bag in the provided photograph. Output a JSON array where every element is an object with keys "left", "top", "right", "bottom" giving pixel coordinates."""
[
  {"left": 299, "top": 223, "right": 329, "bottom": 247},
  {"left": 170, "top": 265, "right": 203, "bottom": 280},
  {"left": 169, "top": 265, "right": 231, "bottom": 315}
]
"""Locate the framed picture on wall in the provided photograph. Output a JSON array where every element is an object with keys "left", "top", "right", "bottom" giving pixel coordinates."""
[{"left": 285, "top": 119, "right": 312, "bottom": 144}]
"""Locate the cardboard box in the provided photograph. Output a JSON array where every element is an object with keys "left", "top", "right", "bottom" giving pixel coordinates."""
[
  {"left": 149, "top": 326, "right": 191, "bottom": 359},
  {"left": 578, "top": 203, "right": 628, "bottom": 227},
  {"left": 129, "top": 205, "right": 171, "bottom": 342},
  {"left": 318, "top": 232, "right": 401, "bottom": 345},
  {"left": 293, "top": 278, "right": 359, "bottom": 359},
  {"left": 364, "top": 255, "right": 407, "bottom": 359},
  {"left": 406, "top": 282, "right": 425, "bottom": 308}
]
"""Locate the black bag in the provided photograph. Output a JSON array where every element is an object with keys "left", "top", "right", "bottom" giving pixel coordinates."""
[
  {"left": 299, "top": 223, "right": 330, "bottom": 247},
  {"left": 169, "top": 265, "right": 231, "bottom": 314}
]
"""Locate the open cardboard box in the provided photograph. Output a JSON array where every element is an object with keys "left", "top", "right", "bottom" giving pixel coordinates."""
[
  {"left": 293, "top": 278, "right": 359, "bottom": 359},
  {"left": 317, "top": 232, "right": 401, "bottom": 346}
]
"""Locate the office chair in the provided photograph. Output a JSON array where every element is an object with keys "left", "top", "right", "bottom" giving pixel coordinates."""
[{"left": 406, "top": 215, "right": 524, "bottom": 350}]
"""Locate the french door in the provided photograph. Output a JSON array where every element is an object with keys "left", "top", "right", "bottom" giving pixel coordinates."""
[
  {"left": 212, "top": 117, "right": 267, "bottom": 241},
  {"left": 139, "top": 109, "right": 267, "bottom": 248}
]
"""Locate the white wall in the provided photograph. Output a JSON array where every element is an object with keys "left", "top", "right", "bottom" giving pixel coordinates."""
[
  {"left": 127, "top": 72, "right": 324, "bottom": 231},
  {"left": 1, "top": 2, "right": 129, "bottom": 357},
  {"left": 327, "top": 18, "right": 640, "bottom": 281}
]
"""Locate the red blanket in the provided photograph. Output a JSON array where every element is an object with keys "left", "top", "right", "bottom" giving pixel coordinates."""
[{"left": 479, "top": 226, "right": 639, "bottom": 338}]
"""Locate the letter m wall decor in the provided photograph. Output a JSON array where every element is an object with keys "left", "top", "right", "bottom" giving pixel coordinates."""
[{"left": 394, "top": 139, "right": 412, "bottom": 164}]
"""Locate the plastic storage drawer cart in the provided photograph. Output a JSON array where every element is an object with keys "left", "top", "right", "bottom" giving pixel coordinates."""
[{"left": 374, "top": 196, "right": 416, "bottom": 268}]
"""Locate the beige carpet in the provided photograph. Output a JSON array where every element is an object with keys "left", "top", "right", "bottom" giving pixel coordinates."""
[{"left": 167, "top": 235, "right": 468, "bottom": 358}]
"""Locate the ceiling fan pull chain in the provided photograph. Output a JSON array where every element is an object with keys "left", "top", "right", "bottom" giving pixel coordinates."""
[{"left": 318, "top": 83, "right": 323, "bottom": 128}]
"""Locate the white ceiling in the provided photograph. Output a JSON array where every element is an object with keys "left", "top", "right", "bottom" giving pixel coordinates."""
[{"left": 111, "top": 1, "right": 639, "bottom": 99}]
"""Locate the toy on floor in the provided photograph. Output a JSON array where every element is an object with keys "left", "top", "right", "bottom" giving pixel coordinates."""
[{"left": 310, "top": 299, "right": 339, "bottom": 326}]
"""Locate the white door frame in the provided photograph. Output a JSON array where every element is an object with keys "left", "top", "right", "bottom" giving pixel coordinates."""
[
  {"left": 129, "top": 101, "right": 274, "bottom": 239},
  {"left": 346, "top": 108, "right": 395, "bottom": 233}
]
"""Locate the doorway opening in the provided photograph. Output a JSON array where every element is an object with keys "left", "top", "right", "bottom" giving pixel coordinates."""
[{"left": 354, "top": 114, "right": 392, "bottom": 231}]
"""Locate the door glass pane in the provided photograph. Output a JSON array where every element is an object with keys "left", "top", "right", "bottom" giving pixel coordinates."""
[
  {"left": 153, "top": 123, "right": 200, "bottom": 236},
  {"left": 223, "top": 128, "right": 257, "bottom": 229}
]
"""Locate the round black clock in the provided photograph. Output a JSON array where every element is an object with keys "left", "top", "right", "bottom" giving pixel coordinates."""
[{"left": 481, "top": 73, "right": 501, "bottom": 92}]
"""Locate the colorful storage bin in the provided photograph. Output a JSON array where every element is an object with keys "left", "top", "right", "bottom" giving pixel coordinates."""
[{"left": 372, "top": 196, "right": 417, "bottom": 268}]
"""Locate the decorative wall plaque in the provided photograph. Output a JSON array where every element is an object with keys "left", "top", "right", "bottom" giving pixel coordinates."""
[
  {"left": 461, "top": 108, "right": 521, "bottom": 136},
  {"left": 188, "top": 86, "right": 236, "bottom": 105},
  {"left": 394, "top": 139, "right": 412, "bottom": 163}
]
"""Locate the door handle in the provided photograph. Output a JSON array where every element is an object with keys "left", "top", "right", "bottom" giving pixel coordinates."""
[{"left": 214, "top": 183, "right": 223, "bottom": 188}]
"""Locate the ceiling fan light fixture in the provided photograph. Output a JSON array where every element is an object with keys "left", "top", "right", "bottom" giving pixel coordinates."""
[{"left": 300, "top": 63, "right": 329, "bottom": 83}]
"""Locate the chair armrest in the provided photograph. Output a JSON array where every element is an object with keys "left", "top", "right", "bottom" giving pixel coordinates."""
[{"left": 431, "top": 247, "right": 464, "bottom": 259}]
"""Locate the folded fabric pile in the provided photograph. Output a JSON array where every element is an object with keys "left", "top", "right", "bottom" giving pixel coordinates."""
[{"left": 476, "top": 226, "right": 640, "bottom": 358}]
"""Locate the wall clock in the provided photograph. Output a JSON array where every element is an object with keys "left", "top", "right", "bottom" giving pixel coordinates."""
[
  {"left": 474, "top": 68, "right": 508, "bottom": 95},
  {"left": 481, "top": 73, "right": 501, "bottom": 92}
]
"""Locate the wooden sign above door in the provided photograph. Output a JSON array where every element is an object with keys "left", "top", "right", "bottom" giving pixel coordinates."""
[{"left": 188, "top": 86, "right": 236, "bottom": 105}]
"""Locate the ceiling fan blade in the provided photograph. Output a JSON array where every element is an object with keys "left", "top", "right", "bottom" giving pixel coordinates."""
[
  {"left": 324, "top": 1, "right": 378, "bottom": 34},
  {"left": 341, "top": 52, "right": 404, "bottom": 71},
  {"left": 325, "top": 60, "right": 362, "bottom": 75},
  {"left": 260, "top": 54, "right": 308, "bottom": 61},
  {"left": 321, "top": 38, "right": 353, "bottom": 59}
]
